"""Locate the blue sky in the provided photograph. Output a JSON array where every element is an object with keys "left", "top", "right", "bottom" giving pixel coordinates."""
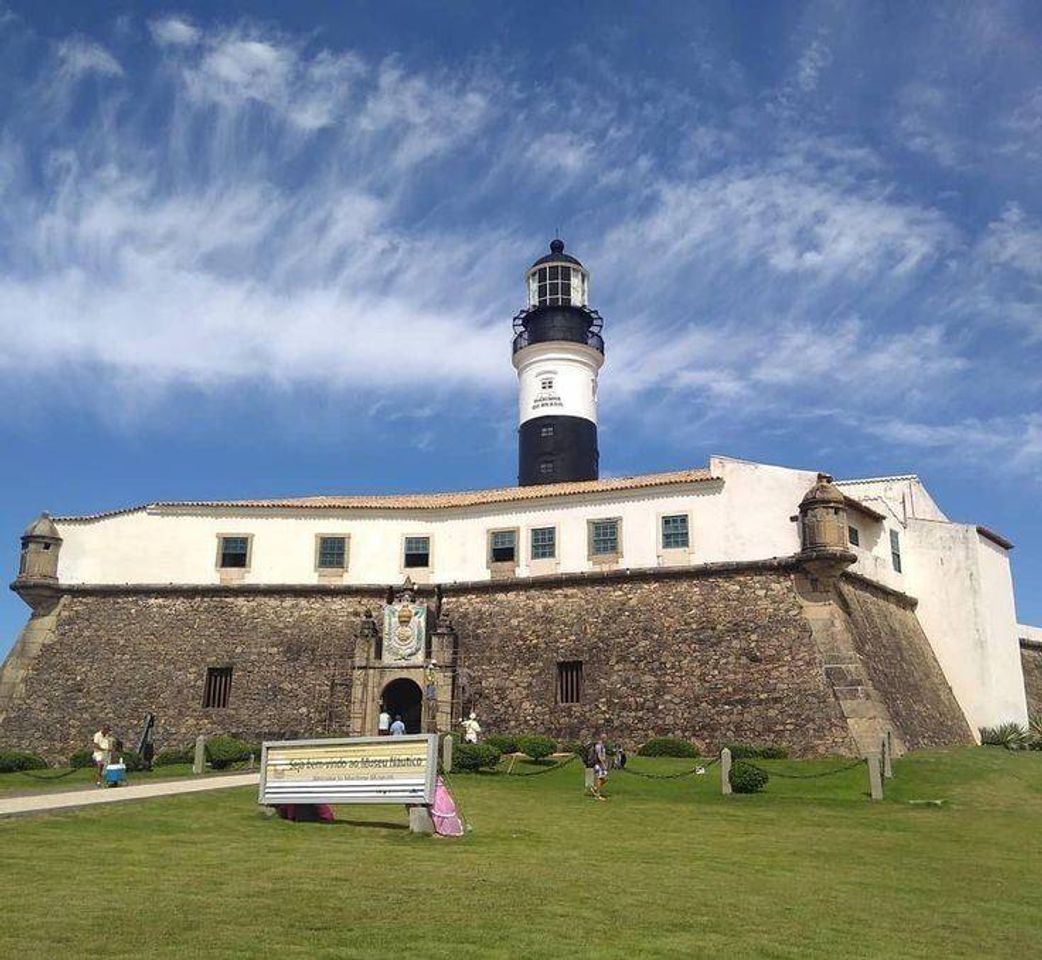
[{"left": 1, "top": 1, "right": 1040, "bottom": 656}]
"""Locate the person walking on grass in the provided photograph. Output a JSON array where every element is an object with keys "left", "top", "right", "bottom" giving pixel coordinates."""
[
  {"left": 92, "top": 724, "right": 113, "bottom": 787},
  {"left": 586, "top": 734, "right": 609, "bottom": 801}
]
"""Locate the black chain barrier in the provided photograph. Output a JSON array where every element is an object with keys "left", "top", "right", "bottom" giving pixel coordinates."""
[
  {"left": 618, "top": 757, "right": 720, "bottom": 781},
  {"left": 737, "top": 757, "right": 865, "bottom": 780},
  {"left": 16, "top": 767, "right": 83, "bottom": 782},
  {"left": 503, "top": 755, "right": 578, "bottom": 777}
]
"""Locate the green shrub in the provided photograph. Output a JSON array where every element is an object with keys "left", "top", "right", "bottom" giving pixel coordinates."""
[
  {"left": 729, "top": 761, "right": 769, "bottom": 794},
  {"left": 559, "top": 740, "right": 587, "bottom": 758},
  {"left": 979, "top": 722, "right": 1029, "bottom": 751},
  {"left": 1028, "top": 717, "right": 1042, "bottom": 751},
  {"left": 120, "top": 750, "right": 146, "bottom": 772},
  {"left": 516, "top": 735, "right": 557, "bottom": 761},
  {"left": 484, "top": 734, "right": 520, "bottom": 755},
  {"left": 637, "top": 737, "right": 699, "bottom": 758},
  {"left": 724, "top": 743, "right": 789, "bottom": 760},
  {"left": 154, "top": 747, "right": 194, "bottom": 767},
  {"left": 0, "top": 750, "right": 48, "bottom": 773},
  {"left": 452, "top": 743, "right": 501, "bottom": 773},
  {"left": 68, "top": 749, "right": 95, "bottom": 769},
  {"left": 205, "top": 735, "right": 259, "bottom": 769}
]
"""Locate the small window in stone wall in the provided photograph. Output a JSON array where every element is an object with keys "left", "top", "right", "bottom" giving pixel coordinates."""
[
  {"left": 848, "top": 526, "right": 860, "bottom": 547},
  {"left": 557, "top": 660, "right": 583, "bottom": 704},
  {"left": 203, "top": 667, "right": 233, "bottom": 708}
]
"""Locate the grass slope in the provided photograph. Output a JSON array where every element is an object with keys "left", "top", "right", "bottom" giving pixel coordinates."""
[{"left": 1, "top": 748, "right": 1040, "bottom": 959}]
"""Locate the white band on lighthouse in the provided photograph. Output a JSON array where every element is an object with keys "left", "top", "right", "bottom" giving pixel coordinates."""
[{"left": 513, "top": 342, "right": 604, "bottom": 426}]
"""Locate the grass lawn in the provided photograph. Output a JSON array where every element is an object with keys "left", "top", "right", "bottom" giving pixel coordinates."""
[{"left": 1, "top": 747, "right": 1040, "bottom": 959}]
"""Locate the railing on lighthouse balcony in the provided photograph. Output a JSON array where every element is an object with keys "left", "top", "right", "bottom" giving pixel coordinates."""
[{"left": 511, "top": 306, "right": 605, "bottom": 355}]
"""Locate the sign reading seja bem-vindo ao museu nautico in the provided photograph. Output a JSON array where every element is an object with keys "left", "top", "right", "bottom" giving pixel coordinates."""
[{"left": 258, "top": 735, "right": 439, "bottom": 806}]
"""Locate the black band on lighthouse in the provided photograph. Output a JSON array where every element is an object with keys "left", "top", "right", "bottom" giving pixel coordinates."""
[{"left": 519, "top": 416, "right": 598, "bottom": 486}]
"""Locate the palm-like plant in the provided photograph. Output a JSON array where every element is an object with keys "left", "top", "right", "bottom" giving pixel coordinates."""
[{"left": 979, "top": 721, "right": 1029, "bottom": 750}]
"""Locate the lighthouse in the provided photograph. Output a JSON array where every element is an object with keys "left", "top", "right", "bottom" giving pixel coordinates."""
[{"left": 512, "top": 240, "right": 605, "bottom": 486}]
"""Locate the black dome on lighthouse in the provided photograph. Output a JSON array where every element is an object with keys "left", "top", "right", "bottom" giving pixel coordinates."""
[{"left": 529, "top": 238, "right": 584, "bottom": 268}]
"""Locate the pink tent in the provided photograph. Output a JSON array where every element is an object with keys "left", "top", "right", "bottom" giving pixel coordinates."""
[{"left": 431, "top": 776, "right": 464, "bottom": 837}]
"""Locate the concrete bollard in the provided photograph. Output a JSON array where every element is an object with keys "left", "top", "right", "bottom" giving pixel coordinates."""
[
  {"left": 441, "top": 734, "right": 454, "bottom": 773},
  {"left": 721, "top": 748, "right": 732, "bottom": 796},
  {"left": 584, "top": 767, "right": 595, "bottom": 792},
  {"left": 866, "top": 752, "right": 883, "bottom": 800},
  {"left": 193, "top": 735, "right": 207, "bottom": 775},
  {"left": 882, "top": 735, "right": 893, "bottom": 780}
]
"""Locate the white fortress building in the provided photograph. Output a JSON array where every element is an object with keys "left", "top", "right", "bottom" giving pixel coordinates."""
[{"left": 2, "top": 241, "right": 1036, "bottom": 759}]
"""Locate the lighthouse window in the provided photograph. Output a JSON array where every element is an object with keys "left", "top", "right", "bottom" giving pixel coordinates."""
[
  {"left": 890, "top": 530, "right": 902, "bottom": 573},
  {"left": 540, "top": 424, "right": 554, "bottom": 438},
  {"left": 661, "top": 515, "right": 690, "bottom": 550},
  {"left": 590, "top": 519, "right": 619, "bottom": 556},
  {"left": 539, "top": 460, "right": 555, "bottom": 476},
  {"left": 531, "top": 527, "right": 556, "bottom": 560},
  {"left": 540, "top": 377, "right": 554, "bottom": 391},
  {"left": 489, "top": 530, "right": 517, "bottom": 564},
  {"left": 218, "top": 536, "right": 250, "bottom": 569},
  {"left": 536, "top": 265, "right": 573, "bottom": 306},
  {"left": 404, "top": 536, "right": 431, "bottom": 569}
]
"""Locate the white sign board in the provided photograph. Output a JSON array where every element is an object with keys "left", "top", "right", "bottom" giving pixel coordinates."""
[{"left": 258, "top": 735, "right": 438, "bottom": 806}]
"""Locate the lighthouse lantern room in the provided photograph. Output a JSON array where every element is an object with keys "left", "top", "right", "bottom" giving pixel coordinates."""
[{"left": 512, "top": 240, "right": 605, "bottom": 486}]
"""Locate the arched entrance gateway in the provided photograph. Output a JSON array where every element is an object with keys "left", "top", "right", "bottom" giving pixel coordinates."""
[{"left": 381, "top": 678, "right": 423, "bottom": 734}]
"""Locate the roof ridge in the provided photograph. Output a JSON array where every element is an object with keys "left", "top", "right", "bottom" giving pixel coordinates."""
[{"left": 52, "top": 466, "right": 718, "bottom": 522}]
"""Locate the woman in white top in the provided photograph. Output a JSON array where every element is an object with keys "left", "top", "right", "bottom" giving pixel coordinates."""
[{"left": 92, "top": 725, "right": 113, "bottom": 787}]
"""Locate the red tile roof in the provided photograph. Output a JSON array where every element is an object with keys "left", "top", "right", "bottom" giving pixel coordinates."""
[{"left": 55, "top": 468, "right": 720, "bottom": 521}]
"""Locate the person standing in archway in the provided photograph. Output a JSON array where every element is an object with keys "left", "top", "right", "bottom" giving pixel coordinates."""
[
  {"left": 378, "top": 703, "right": 391, "bottom": 736},
  {"left": 390, "top": 715, "right": 406, "bottom": 736}
]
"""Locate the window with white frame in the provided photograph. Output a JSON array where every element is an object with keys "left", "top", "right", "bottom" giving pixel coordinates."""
[
  {"left": 531, "top": 526, "right": 556, "bottom": 560},
  {"left": 489, "top": 530, "right": 517, "bottom": 564},
  {"left": 890, "top": 530, "right": 902, "bottom": 573},
  {"left": 317, "top": 536, "right": 347, "bottom": 570},
  {"left": 218, "top": 536, "right": 249, "bottom": 569},
  {"left": 404, "top": 536, "right": 431, "bottom": 569},
  {"left": 535, "top": 265, "right": 572, "bottom": 306},
  {"left": 590, "top": 519, "right": 619, "bottom": 556},
  {"left": 661, "top": 514, "right": 689, "bottom": 550}
]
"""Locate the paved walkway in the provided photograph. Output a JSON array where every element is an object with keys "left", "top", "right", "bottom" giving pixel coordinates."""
[{"left": 0, "top": 772, "right": 259, "bottom": 818}]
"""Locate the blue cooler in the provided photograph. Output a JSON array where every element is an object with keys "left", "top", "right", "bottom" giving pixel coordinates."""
[{"left": 104, "top": 762, "right": 126, "bottom": 787}]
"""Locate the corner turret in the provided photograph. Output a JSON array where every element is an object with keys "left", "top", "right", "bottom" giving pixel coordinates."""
[
  {"left": 13, "top": 513, "right": 62, "bottom": 609},
  {"left": 797, "top": 474, "right": 855, "bottom": 584}
]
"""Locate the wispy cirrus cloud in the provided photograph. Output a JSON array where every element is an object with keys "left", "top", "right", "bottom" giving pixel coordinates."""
[{"left": 0, "top": 6, "right": 1038, "bottom": 486}]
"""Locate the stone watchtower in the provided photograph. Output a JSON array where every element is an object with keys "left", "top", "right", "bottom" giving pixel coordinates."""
[
  {"left": 14, "top": 513, "right": 62, "bottom": 609},
  {"left": 797, "top": 474, "right": 856, "bottom": 584}
]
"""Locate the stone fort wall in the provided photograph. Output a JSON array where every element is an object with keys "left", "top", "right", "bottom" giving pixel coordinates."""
[
  {"left": 1022, "top": 642, "right": 1042, "bottom": 718},
  {"left": 0, "top": 562, "right": 973, "bottom": 761}
]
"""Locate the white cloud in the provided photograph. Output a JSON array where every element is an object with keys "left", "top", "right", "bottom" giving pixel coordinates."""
[
  {"left": 796, "top": 39, "right": 832, "bottom": 93},
  {"left": 55, "top": 37, "right": 123, "bottom": 78},
  {"left": 149, "top": 17, "right": 200, "bottom": 47}
]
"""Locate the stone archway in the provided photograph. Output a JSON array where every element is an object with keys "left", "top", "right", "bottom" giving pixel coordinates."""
[{"left": 381, "top": 677, "right": 423, "bottom": 734}]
